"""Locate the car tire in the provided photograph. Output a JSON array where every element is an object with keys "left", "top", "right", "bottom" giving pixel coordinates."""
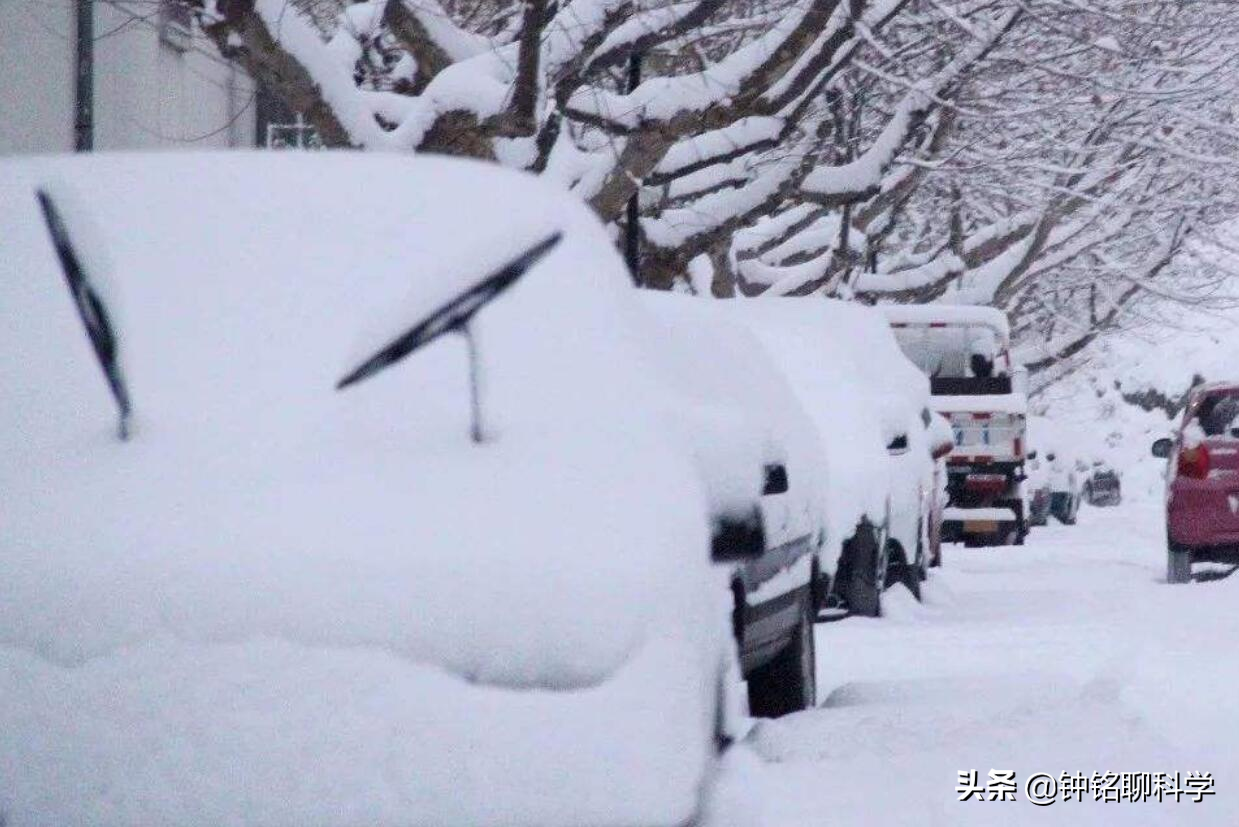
[
  {"left": 885, "top": 542, "right": 922, "bottom": 601},
  {"left": 840, "top": 521, "right": 884, "bottom": 617},
  {"left": 747, "top": 590, "right": 816, "bottom": 718},
  {"left": 1012, "top": 521, "right": 1027, "bottom": 546},
  {"left": 1167, "top": 542, "right": 1192, "bottom": 585},
  {"left": 915, "top": 520, "right": 931, "bottom": 581},
  {"left": 1064, "top": 494, "right": 1080, "bottom": 525}
]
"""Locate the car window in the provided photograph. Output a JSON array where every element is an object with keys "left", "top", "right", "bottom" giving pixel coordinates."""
[{"left": 1195, "top": 392, "right": 1239, "bottom": 437}]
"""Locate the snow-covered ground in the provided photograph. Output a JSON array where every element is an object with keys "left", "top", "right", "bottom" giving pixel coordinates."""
[{"left": 731, "top": 496, "right": 1239, "bottom": 826}]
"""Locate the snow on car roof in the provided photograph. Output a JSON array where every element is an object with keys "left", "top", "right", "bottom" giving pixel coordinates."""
[
  {"left": 0, "top": 152, "right": 718, "bottom": 689},
  {"left": 702, "top": 298, "right": 931, "bottom": 554},
  {"left": 639, "top": 292, "right": 825, "bottom": 540}
]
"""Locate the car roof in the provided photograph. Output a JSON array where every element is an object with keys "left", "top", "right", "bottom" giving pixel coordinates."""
[{"left": 1191, "top": 380, "right": 1239, "bottom": 397}]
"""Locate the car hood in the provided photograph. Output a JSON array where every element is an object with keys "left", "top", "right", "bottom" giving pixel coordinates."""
[{"left": 0, "top": 152, "right": 717, "bottom": 690}]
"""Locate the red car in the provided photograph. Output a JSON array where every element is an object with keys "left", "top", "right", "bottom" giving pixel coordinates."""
[{"left": 1153, "top": 382, "right": 1239, "bottom": 583}]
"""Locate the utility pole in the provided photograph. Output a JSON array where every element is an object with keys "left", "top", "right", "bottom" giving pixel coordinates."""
[
  {"left": 74, "top": 0, "right": 94, "bottom": 151},
  {"left": 624, "top": 51, "right": 642, "bottom": 286}
]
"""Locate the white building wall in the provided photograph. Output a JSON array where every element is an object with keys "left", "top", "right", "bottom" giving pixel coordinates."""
[
  {"left": 0, "top": 1, "right": 256, "bottom": 157},
  {"left": 0, "top": 1, "right": 76, "bottom": 154}
]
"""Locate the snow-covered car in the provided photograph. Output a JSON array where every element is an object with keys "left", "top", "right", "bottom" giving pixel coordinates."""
[
  {"left": 1025, "top": 452, "right": 1052, "bottom": 527},
  {"left": 1153, "top": 382, "right": 1239, "bottom": 584},
  {"left": 0, "top": 152, "right": 739, "bottom": 826},
  {"left": 701, "top": 299, "right": 951, "bottom": 618},
  {"left": 1044, "top": 450, "right": 1082, "bottom": 525},
  {"left": 884, "top": 305, "right": 1030, "bottom": 547},
  {"left": 642, "top": 294, "right": 827, "bottom": 717}
]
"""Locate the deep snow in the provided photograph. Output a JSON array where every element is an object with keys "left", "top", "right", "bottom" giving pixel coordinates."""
[
  {"left": 0, "top": 152, "right": 729, "bottom": 827},
  {"left": 727, "top": 498, "right": 1239, "bottom": 826}
]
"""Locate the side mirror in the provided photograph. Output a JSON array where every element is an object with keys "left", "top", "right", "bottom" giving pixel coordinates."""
[
  {"left": 711, "top": 506, "right": 765, "bottom": 563},
  {"left": 762, "top": 463, "right": 789, "bottom": 496},
  {"left": 887, "top": 434, "right": 910, "bottom": 455},
  {"left": 1152, "top": 438, "right": 1174, "bottom": 459},
  {"left": 931, "top": 440, "right": 954, "bottom": 461}
]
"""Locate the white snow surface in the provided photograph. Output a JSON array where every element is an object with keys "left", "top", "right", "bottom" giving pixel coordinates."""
[
  {"left": 0, "top": 152, "right": 728, "bottom": 826},
  {"left": 735, "top": 501, "right": 1239, "bottom": 826}
]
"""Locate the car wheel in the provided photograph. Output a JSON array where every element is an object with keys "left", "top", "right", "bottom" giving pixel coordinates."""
[
  {"left": 840, "top": 521, "right": 883, "bottom": 617},
  {"left": 885, "top": 542, "right": 922, "bottom": 601},
  {"left": 747, "top": 590, "right": 816, "bottom": 717},
  {"left": 1062, "top": 503, "right": 1078, "bottom": 526},
  {"left": 1012, "top": 521, "right": 1027, "bottom": 546},
  {"left": 1167, "top": 541, "right": 1193, "bottom": 585},
  {"left": 915, "top": 520, "right": 930, "bottom": 581},
  {"left": 929, "top": 525, "right": 943, "bottom": 568}
]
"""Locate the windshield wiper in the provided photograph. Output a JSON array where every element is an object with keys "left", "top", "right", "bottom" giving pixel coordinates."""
[
  {"left": 36, "top": 189, "right": 132, "bottom": 440},
  {"left": 336, "top": 232, "right": 561, "bottom": 443}
]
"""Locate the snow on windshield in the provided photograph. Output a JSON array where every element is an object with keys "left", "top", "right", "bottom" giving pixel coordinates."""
[{"left": 0, "top": 153, "right": 722, "bottom": 691}]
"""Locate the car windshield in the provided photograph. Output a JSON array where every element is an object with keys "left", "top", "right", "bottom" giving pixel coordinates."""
[{"left": 1194, "top": 391, "right": 1239, "bottom": 437}]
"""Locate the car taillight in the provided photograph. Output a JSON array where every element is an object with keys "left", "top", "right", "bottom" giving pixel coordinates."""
[
  {"left": 1178, "top": 444, "right": 1210, "bottom": 479},
  {"left": 965, "top": 474, "right": 1007, "bottom": 494}
]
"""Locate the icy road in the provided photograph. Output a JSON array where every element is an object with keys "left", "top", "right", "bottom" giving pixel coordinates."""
[{"left": 732, "top": 500, "right": 1238, "bottom": 826}]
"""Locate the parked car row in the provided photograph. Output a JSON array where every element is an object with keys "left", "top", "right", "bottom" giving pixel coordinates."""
[{"left": 0, "top": 152, "right": 953, "bottom": 825}]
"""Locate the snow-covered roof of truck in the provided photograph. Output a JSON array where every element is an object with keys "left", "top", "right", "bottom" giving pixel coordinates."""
[{"left": 879, "top": 304, "right": 1011, "bottom": 343}]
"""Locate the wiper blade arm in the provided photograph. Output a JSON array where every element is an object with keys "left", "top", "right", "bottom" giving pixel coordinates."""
[
  {"left": 336, "top": 232, "right": 562, "bottom": 391},
  {"left": 36, "top": 189, "right": 132, "bottom": 440}
]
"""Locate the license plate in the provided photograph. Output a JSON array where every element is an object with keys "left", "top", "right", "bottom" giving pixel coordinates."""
[{"left": 964, "top": 520, "right": 998, "bottom": 533}]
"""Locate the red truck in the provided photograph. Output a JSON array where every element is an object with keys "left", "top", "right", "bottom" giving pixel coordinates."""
[
  {"left": 1153, "top": 382, "right": 1239, "bottom": 583},
  {"left": 883, "top": 306, "right": 1029, "bottom": 547}
]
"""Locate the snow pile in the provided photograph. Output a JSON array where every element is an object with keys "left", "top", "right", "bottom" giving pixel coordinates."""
[
  {"left": 0, "top": 152, "right": 727, "bottom": 825},
  {"left": 744, "top": 504, "right": 1239, "bottom": 827}
]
